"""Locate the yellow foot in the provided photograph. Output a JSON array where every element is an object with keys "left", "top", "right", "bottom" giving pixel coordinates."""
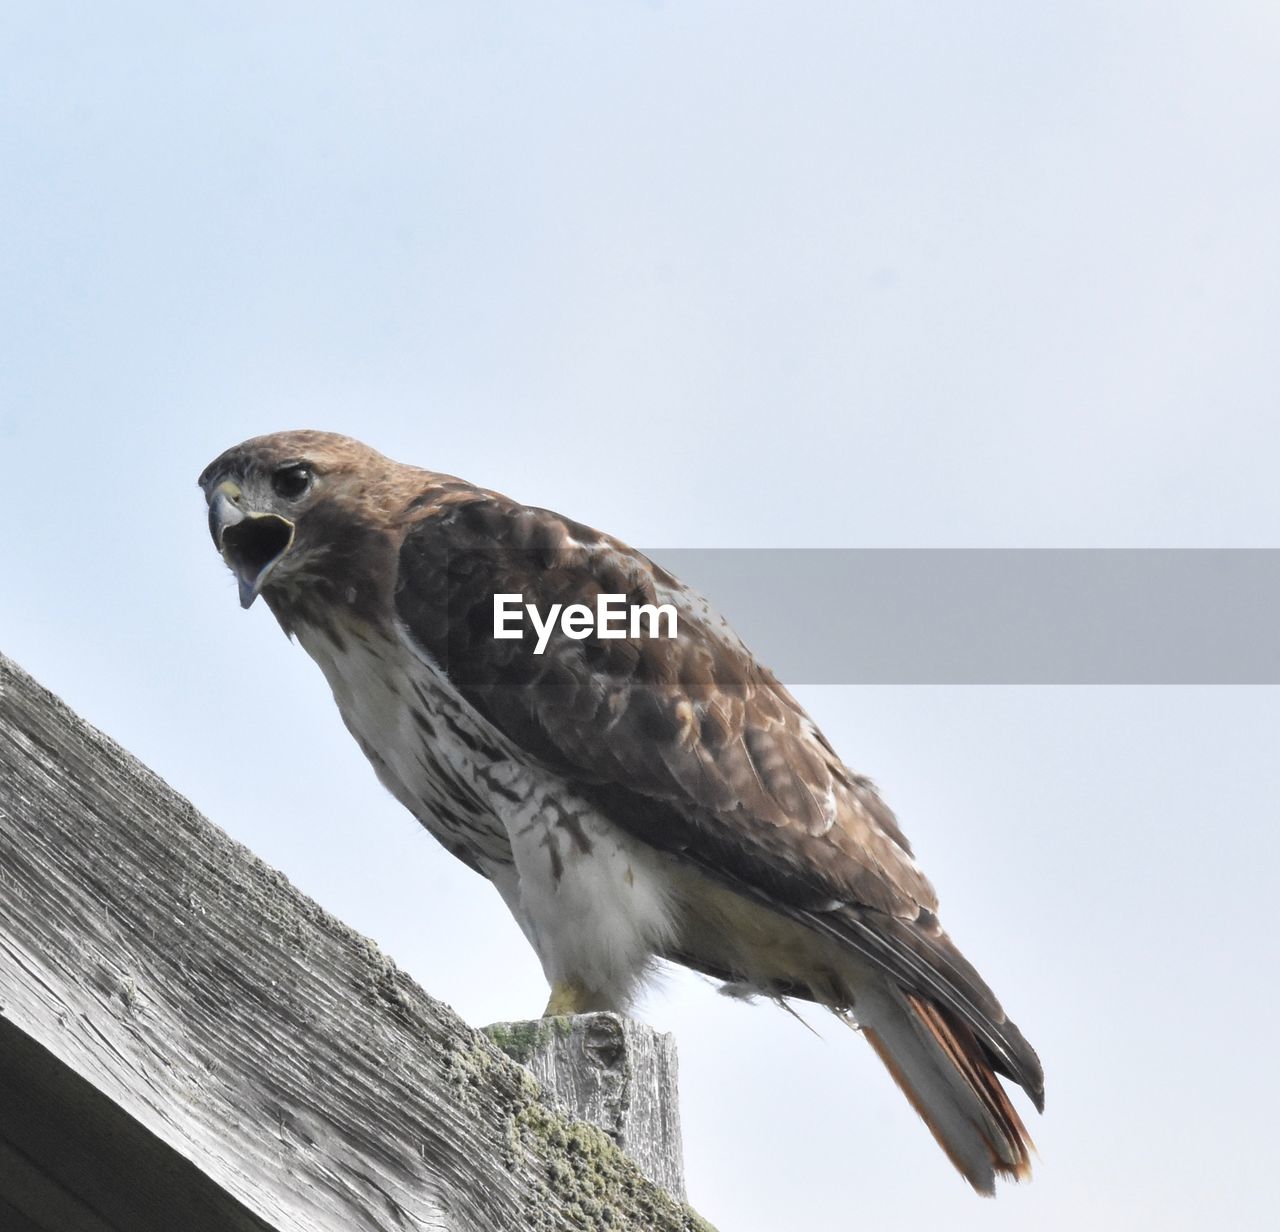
[{"left": 543, "top": 981, "right": 592, "bottom": 1017}]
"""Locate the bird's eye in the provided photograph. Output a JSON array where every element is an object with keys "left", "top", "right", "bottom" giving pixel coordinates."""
[{"left": 271, "top": 464, "right": 313, "bottom": 500}]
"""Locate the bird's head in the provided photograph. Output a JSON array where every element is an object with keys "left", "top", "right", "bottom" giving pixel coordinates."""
[{"left": 198, "top": 430, "right": 403, "bottom": 612}]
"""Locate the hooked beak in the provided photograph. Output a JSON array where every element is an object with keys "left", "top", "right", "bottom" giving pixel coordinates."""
[{"left": 207, "top": 480, "right": 295, "bottom": 609}]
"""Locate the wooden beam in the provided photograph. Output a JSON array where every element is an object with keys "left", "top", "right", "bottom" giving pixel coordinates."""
[
  {"left": 0, "top": 654, "right": 713, "bottom": 1232},
  {"left": 0, "top": 1014, "right": 276, "bottom": 1232}
]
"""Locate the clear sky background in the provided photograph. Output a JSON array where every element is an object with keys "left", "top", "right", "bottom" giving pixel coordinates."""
[{"left": 3, "top": 4, "right": 1278, "bottom": 1229}]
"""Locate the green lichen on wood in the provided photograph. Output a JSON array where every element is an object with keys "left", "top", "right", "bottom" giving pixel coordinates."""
[
  {"left": 483, "top": 1015, "right": 574, "bottom": 1066},
  {"left": 442, "top": 1035, "right": 503, "bottom": 1112},
  {"left": 501, "top": 1068, "right": 715, "bottom": 1232},
  {"left": 468, "top": 1022, "right": 713, "bottom": 1232}
]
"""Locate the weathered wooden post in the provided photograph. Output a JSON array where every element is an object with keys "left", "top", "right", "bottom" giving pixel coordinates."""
[
  {"left": 485, "top": 1012, "right": 686, "bottom": 1200},
  {"left": 0, "top": 653, "right": 713, "bottom": 1232}
]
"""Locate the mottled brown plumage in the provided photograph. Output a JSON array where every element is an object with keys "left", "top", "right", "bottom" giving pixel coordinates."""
[{"left": 199, "top": 430, "right": 1043, "bottom": 1193}]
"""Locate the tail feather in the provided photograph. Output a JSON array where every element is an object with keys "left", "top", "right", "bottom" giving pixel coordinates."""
[{"left": 857, "top": 982, "right": 1035, "bottom": 1194}]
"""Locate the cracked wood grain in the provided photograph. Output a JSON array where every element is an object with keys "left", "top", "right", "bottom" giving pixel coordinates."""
[
  {"left": 485, "top": 1014, "right": 686, "bottom": 1202},
  {"left": 0, "top": 653, "right": 714, "bottom": 1232}
]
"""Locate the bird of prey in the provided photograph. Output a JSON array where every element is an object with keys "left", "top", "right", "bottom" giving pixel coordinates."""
[{"left": 199, "top": 430, "right": 1043, "bottom": 1193}]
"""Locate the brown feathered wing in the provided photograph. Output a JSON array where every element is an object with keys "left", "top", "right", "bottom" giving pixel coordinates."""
[{"left": 394, "top": 491, "right": 1042, "bottom": 1191}]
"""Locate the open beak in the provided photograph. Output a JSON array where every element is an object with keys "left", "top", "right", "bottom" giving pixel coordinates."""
[{"left": 207, "top": 480, "right": 295, "bottom": 609}]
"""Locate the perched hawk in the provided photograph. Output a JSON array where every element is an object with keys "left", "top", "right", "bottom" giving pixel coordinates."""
[{"left": 199, "top": 431, "right": 1042, "bottom": 1192}]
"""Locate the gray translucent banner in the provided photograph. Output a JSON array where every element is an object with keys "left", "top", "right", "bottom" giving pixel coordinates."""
[{"left": 639, "top": 549, "right": 1280, "bottom": 684}]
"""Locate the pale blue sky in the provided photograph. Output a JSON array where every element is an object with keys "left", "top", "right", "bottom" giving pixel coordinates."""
[{"left": 3, "top": 4, "right": 1278, "bottom": 1229}]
